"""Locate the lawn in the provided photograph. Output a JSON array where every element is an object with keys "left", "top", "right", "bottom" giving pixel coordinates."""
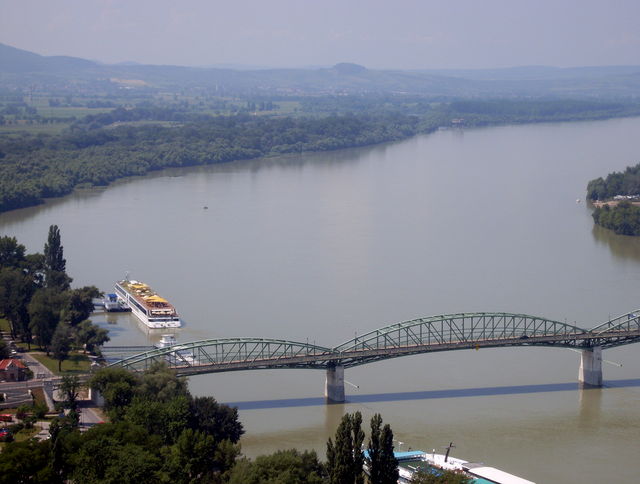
[{"left": 31, "top": 352, "right": 91, "bottom": 375}]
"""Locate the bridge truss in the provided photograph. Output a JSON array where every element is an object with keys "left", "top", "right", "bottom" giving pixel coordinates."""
[{"left": 108, "top": 311, "right": 640, "bottom": 376}]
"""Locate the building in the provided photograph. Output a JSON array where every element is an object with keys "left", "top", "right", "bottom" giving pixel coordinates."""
[{"left": 0, "top": 359, "right": 28, "bottom": 382}]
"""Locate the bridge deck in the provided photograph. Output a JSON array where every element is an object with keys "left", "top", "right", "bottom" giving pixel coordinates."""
[{"left": 106, "top": 311, "right": 640, "bottom": 375}]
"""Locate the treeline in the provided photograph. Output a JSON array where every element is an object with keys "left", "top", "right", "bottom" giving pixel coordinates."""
[
  {"left": 0, "top": 227, "right": 107, "bottom": 367},
  {"left": 592, "top": 202, "right": 640, "bottom": 236},
  {"left": 0, "top": 363, "right": 469, "bottom": 483},
  {"left": 0, "top": 112, "right": 421, "bottom": 213},
  {"left": 445, "top": 99, "right": 640, "bottom": 126},
  {"left": 3, "top": 99, "right": 639, "bottom": 214},
  {"left": 586, "top": 162, "right": 640, "bottom": 201}
]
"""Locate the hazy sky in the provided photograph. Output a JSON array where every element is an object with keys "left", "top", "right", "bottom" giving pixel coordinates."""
[{"left": 1, "top": 0, "right": 639, "bottom": 69}]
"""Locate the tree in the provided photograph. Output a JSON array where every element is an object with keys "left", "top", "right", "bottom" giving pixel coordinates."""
[
  {"left": 367, "top": 414, "right": 399, "bottom": 484},
  {"left": 0, "top": 439, "right": 58, "bottom": 483},
  {"left": 136, "top": 360, "right": 189, "bottom": 402},
  {"left": 90, "top": 367, "right": 140, "bottom": 421},
  {"left": 188, "top": 395, "right": 244, "bottom": 443},
  {"left": 163, "top": 428, "right": 221, "bottom": 483},
  {"left": 75, "top": 319, "right": 110, "bottom": 354},
  {"left": 327, "top": 412, "right": 365, "bottom": 484},
  {"left": 43, "top": 225, "right": 71, "bottom": 289},
  {"left": 64, "top": 286, "right": 101, "bottom": 326},
  {"left": 0, "top": 235, "right": 25, "bottom": 268},
  {"left": 0, "top": 267, "right": 35, "bottom": 341},
  {"left": 227, "top": 449, "right": 325, "bottom": 484},
  {"left": 28, "top": 288, "right": 66, "bottom": 351},
  {"left": 51, "top": 322, "right": 72, "bottom": 372},
  {"left": 59, "top": 375, "right": 81, "bottom": 413}
]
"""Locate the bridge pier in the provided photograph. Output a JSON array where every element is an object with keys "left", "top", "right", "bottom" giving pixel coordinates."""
[
  {"left": 325, "top": 365, "right": 345, "bottom": 403},
  {"left": 578, "top": 346, "right": 602, "bottom": 387}
]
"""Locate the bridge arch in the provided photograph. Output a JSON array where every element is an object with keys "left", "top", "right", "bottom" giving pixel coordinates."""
[
  {"left": 332, "top": 312, "right": 588, "bottom": 367},
  {"left": 110, "top": 338, "right": 337, "bottom": 375},
  {"left": 105, "top": 311, "right": 640, "bottom": 402}
]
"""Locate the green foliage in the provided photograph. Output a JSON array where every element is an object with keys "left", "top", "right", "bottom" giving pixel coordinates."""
[
  {"left": 162, "top": 428, "right": 225, "bottom": 483},
  {"left": 326, "top": 411, "right": 365, "bottom": 484},
  {"left": 64, "top": 286, "right": 101, "bottom": 326},
  {"left": 0, "top": 439, "right": 58, "bottom": 484},
  {"left": 586, "top": 162, "right": 640, "bottom": 201},
  {"left": 228, "top": 449, "right": 326, "bottom": 484},
  {"left": 90, "top": 366, "right": 140, "bottom": 420},
  {"left": 0, "top": 112, "right": 421, "bottom": 213},
  {"left": 28, "top": 287, "right": 66, "bottom": 351},
  {"left": 188, "top": 395, "right": 244, "bottom": 444},
  {"left": 75, "top": 319, "right": 110, "bottom": 353},
  {"left": 0, "top": 266, "right": 35, "bottom": 341},
  {"left": 51, "top": 322, "right": 73, "bottom": 371},
  {"left": 58, "top": 375, "right": 81, "bottom": 412},
  {"left": 136, "top": 360, "right": 190, "bottom": 402},
  {"left": 592, "top": 201, "right": 640, "bottom": 235},
  {"left": 44, "top": 225, "right": 71, "bottom": 290},
  {"left": 412, "top": 469, "right": 472, "bottom": 483},
  {"left": 367, "top": 413, "right": 399, "bottom": 484}
]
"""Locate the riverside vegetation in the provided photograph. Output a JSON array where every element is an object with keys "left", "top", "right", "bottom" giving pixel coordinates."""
[
  {"left": 3, "top": 98, "right": 640, "bottom": 214},
  {"left": 0, "top": 361, "right": 468, "bottom": 484},
  {"left": 588, "top": 162, "right": 640, "bottom": 235},
  {"left": 0, "top": 227, "right": 107, "bottom": 370}
]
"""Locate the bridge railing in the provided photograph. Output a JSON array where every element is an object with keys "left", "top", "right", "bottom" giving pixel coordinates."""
[
  {"left": 589, "top": 309, "right": 640, "bottom": 335},
  {"left": 110, "top": 338, "right": 337, "bottom": 372},
  {"left": 334, "top": 312, "right": 587, "bottom": 353}
]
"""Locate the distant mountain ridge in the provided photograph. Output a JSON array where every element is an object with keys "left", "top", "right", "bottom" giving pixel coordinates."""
[{"left": 1, "top": 42, "right": 640, "bottom": 98}]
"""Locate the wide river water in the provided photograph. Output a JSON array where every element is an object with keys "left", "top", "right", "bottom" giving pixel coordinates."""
[{"left": 3, "top": 117, "right": 640, "bottom": 482}]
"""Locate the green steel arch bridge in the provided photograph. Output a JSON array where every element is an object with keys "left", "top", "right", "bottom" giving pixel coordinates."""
[{"left": 107, "top": 310, "right": 640, "bottom": 402}]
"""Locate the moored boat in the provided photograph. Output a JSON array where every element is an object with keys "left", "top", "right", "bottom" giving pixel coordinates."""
[
  {"left": 155, "top": 334, "right": 198, "bottom": 365},
  {"left": 115, "top": 278, "right": 182, "bottom": 329},
  {"left": 102, "top": 293, "right": 131, "bottom": 312},
  {"left": 377, "top": 444, "right": 535, "bottom": 484}
]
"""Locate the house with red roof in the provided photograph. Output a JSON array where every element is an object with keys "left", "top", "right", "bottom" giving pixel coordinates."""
[{"left": 0, "top": 359, "right": 28, "bottom": 382}]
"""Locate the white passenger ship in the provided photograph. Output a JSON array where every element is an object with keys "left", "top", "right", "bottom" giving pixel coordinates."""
[{"left": 115, "top": 278, "right": 182, "bottom": 329}]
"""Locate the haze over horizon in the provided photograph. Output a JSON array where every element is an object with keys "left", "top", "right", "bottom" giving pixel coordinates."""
[{"left": 1, "top": 0, "right": 640, "bottom": 71}]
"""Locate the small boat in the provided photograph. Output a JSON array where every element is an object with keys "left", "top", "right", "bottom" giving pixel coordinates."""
[
  {"left": 102, "top": 293, "right": 131, "bottom": 312},
  {"left": 155, "top": 334, "right": 198, "bottom": 365}
]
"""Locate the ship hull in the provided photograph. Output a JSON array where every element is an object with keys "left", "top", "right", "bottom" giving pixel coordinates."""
[{"left": 115, "top": 280, "right": 182, "bottom": 329}]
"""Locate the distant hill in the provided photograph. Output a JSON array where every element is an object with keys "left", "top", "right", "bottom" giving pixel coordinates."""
[
  {"left": 0, "top": 42, "right": 96, "bottom": 73},
  {"left": 1, "top": 42, "right": 640, "bottom": 99}
]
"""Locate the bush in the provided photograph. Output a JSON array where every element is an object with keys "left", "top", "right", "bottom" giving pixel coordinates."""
[
  {"left": 33, "top": 401, "right": 48, "bottom": 419},
  {"left": 16, "top": 404, "right": 31, "bottom": 420}
]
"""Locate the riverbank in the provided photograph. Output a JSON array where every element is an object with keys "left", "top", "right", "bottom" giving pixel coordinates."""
[{"left": 2, "top": 107, "right": 640, "bottom": 215}]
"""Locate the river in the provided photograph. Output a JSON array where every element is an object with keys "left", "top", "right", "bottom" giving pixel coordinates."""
[{"left": 2, "top": 117, "right": 640, "bottom": 483}]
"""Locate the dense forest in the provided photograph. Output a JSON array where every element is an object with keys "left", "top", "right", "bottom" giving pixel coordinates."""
[
  {"left": 591, "top": 202, "right": 640, "bottom": 236},
  {"left": 586, "top": 162, "right": 640, "bottom": 201},
  {"left": 0, "top": 112, "right": 424, "bottom": 213},
  {"left": 2, "top": 97, "right": 640, "bottom": 214},
  {"left": 587, "top": 162, "right": 640, "bottom": 235}
]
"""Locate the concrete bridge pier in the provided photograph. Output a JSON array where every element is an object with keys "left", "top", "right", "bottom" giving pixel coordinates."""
[
  {"left": 325, "top": 365, "right": 345, "bottom": 402},
  {"left": 578, "top": 346, "right": 602, "bottom": 387}
]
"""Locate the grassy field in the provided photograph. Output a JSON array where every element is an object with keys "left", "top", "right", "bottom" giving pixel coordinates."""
[
  {"left": 36, "top": 106, "right": 114, "bottom": 118},
  {"left": 0, "top": 123, "right": 70, "bottom": 135},
  {"left": 31, "top": 352, "right": 91, "bottom": 375}
]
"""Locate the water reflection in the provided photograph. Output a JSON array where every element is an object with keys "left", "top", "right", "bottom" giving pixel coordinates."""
[
  {"left": 591, "top": 224, "right": 640, "bottom": 261},
  {"left": 225, "top": 379, "right": 640, "bottom": 410},
  {"left": 578, "top": 386, "right": 602, "bottom": 428}
]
